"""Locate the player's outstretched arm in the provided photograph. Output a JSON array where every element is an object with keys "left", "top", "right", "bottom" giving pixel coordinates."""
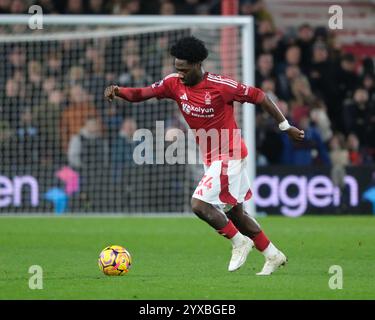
[
  {"left": 259, "top": 94, "right": 305, "bottom": 141},
  {"left": 104, "top": 85, "right": 156, "bottom": 102}
]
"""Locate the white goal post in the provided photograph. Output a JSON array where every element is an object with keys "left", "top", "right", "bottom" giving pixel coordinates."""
[{"left": 0, "top": 15, "right": 256, "bottom": 215}]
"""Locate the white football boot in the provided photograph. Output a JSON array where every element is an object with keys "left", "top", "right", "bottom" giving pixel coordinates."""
[
  {"left": 256, "top": 250, "right": 287, "bottom": 276},
  {"left": 228, "top": 237, "right": 253, "bottom": 272}
]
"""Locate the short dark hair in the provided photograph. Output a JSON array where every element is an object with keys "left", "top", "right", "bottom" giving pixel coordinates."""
[
  {"left": 298, "top": 23, "right": 312, "bottom": 31},
  {"left": 170, "top": 36, "right": 208, "bottom": 63}
]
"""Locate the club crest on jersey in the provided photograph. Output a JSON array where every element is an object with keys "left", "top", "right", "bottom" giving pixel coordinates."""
[{"left": 204, "top": 92, "right": 211, "bottom": 105}]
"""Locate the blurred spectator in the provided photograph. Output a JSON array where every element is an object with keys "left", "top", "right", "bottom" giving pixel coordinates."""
[
  {"left": 0, "top": 120, "right": 14, "bottom": 166},
  {"left": 159, "top": 0, "right": 176, "bottom": 15},
  {"left": 6, "top": 46, "right": 26, "bottom": 78},
  {"left": 314, "top": 26, "right": 328, "bottom": 43},
  {"left": 310, "top": 98, "right": 333, "bottom": 144},
  {"left": 361, "top": 57, "right": 374, "bottom": 77},
  {"left": 103, "top": 104, "right": 124, "bottom": 142},
  {"left": 128, "top": 64, "right": 153, "bottom": 87},
  {"left": 83, "top": 46, "right": 107, "bottom": 106},
  {"left": 61, "top": 40, "right": 86, "bottom": 73},
  {"left": 0, "top": 0, "right": 10, "bottom": 14},
  {"left": 258, "top": 33, "right": 279, "bottom": 57},
  {"left": 277, "top": 64, "right": 300, "bottom": 101},
  {"left": 142, "top": 35, "right": 171, "bottom": 78},
  {"left": 260, "top": 77, "right": 275, "bottom": 94},
  {"left": 68, "top": 117, "right": 108, "bottom": 169},
  {"left": 42, "top": 76, "right": 57, "bottom": 93},
  {"left": 65, "top": 0, "right": 84, "bottom": 14},
  {"left": 257, "top": 108, "right": 284, "bottom": 165},
  {"left": 260, "top": 78, "right": 279, "bottom": 106},
  {"left": 342, "top": 87, "right": 371, "bottom": 145},
  {"left": 308, "top": 41, "right": 338, "bottom": 124},
  {"left": 257, "top": 19, "right": 276, "bottom": 38},
  {"left": 176, "top": 0, "right": 199, "bottom": 14},
  {"left": 240, "top": 0, "right": 274, "bottom": 26},
  {"left": 9, "top": 0, "right": 26, "bottom": 13},
  {"left": 336, "top": 53, "right": 358, "bottom": 103},
  {"left": 362, "top": 73, "right": 375, "bottom": 102},
  {"left": 60, "top": 85, "right": 100, "bottom": 153},
  {"left": 86, "top": 0, "right": 110, "bottom": 14},
  {"left": 111, "top": 117, "right": 138, "bottom": 167},
  {"left": 290, "top": 72, "right": 314, "bottom": 108},
  {"left": 117, "top": 53, "right": 152, "bottom": 87},
  {"left": 117, "top": 53, "right": 139, "bottom": 84},
  {"left": 347, "top": 133, "right": 363, "bottom": 166},
  {"left": 329, "top": 133, "right": 349, "bottom": 200},
  {"left": 291, "top": 116, "right": 330, "bottom": 165},
  {"left": 26, "top": 60, "right": 44, "bottom": 106},
  {"left": 15, "top": 108, "right": 39, "bottom": 166},
  {"left": 68, "top": 117, "right": 109, "bottom": 210},
  {"left": 3, "top": 77, "right": 27, "bottom": 128},
  {"left": 33, "top": 89, "right": 65, "bottom": 164},
  {"left": 34, "top": 0, "right": 58, "bottom": 14},
  {"left": 256, "top": 53, "right": 275, "bottom": 87},
  {"left": 285, "top": 45, "right": 301, "bottom": 68},
  {"left": 67, "top": 65, "right": 85, "bottom": 86},
  {"left": 296, "top": 24, "right": 314, "bottom": 69},
  {"left": 161, "top": 57, "right": 175, "bottom": 76},
  {"left": 45, "top": 51, "right": 63, "bottom": 78},
  {"left": 112, "top": 0, "right": 141, "bottom": 15},
  {"left": 110, "top": 117, "right": 147, "bottom": 210}
]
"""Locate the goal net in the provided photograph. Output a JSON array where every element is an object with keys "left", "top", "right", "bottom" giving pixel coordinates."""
[{"left": 0, "top": 16, "right": 254, "bottom": 214}]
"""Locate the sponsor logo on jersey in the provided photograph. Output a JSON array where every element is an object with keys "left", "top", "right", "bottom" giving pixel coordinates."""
[
  {"left": 181, "top": 103, "right": 214, "bottom": 117},
  {"left": 180, "top": 93, "right": 188, "bottom": 101}
]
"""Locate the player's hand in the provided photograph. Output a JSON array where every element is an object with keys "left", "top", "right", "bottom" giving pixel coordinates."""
[
  {"left": 104, "top": 85, "right": 119, "bottom": 102},
  {"left": 287, "top": 126, "right": 305, "bottom": 141}
]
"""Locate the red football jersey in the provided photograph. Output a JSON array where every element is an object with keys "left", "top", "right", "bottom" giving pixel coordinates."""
[{"left": 151, "top": 72, "right": 265, "bottom": 165}]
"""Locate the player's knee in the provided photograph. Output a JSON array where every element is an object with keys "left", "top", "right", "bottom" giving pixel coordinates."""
[
  {"left": 226, "top": 206, "right": 240, "bottom": 221},
  {"left": 226, "top": 210, "right": 235, "bottom": 221},
  {"left": 191, "top": 198, "right": 219, "bottom": 225},
  {"left": 191, "top": 198, "right": 214, "bottom": 220},
  {"left": 191, "top": 197, "right": 205, "bottom": 216}
]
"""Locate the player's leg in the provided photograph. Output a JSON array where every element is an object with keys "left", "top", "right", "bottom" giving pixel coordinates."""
[
  {"left": 190, "top": 197, "right": 227, "bottom": 230},
  {"left": 226, "top": 204, "right": 287, "bottom": 276},
  {"left": 191, "top": 197, "right": 252, "bottom": 272},
  {"left": 226, "top": 203, "right": 261, "bottom": 237}
]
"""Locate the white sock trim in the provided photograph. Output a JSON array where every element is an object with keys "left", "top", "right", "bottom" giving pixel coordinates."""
[
  {"left": 262, "top": 242, "right": 278, "bottom": 258},
  {"left": 230, "top": 232, "right": 254, "bottom": 247}
]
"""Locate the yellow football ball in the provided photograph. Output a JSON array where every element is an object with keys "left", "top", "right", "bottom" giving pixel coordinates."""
[{"left": 98, "top": 245, "right": 132, "bottom": 276}]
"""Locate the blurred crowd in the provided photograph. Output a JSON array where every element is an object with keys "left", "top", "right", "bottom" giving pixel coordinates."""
[
  {"left": 0, "top": 0, "right": 374, "bottom": 175},
  {"left": 0, "top": 0, "right": 220, "bottom": 15},
  {"left": 252, "top": 10, "right": 375, "bottom": 167}
]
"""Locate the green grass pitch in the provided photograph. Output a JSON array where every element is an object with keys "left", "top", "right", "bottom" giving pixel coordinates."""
[{"left": 0, "top": 215, "right": 374, "bottom": 300}]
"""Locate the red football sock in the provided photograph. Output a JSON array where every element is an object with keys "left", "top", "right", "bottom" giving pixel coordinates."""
[
  {"left": 251, "top": 231, "right": 270, "bottom": 251},
  {"left": 217, "top": 220, "right": 238, "bottom": 239}
]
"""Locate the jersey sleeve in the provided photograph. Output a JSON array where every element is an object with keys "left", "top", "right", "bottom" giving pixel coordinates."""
[
  {"left": 223, "top": 81, "right": 265, "bottom": 105},
  {"left": 150, "top": 73, "right": 179, "bottom": 100}
]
